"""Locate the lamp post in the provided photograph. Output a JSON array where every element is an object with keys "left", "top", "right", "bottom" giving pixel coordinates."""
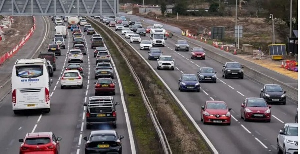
[
  {"left": 289, "top": 0, "right": 292, "bottom": 38},
  {"left": 269, "top": 14, "right": 275, "bottom": 44},
  {"left": 235, "top": 0, "right": 238, "bottom": 48}
]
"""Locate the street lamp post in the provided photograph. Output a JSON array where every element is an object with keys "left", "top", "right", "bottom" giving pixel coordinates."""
[
  {"left": 235, "top": 0, "right": 238, "bottom": 48},
  {"left": 289, "top": 0, "right": 292, "bottom": 38},
  {"left": 269, "top": 14, "right": 275, "bottom": 44}
]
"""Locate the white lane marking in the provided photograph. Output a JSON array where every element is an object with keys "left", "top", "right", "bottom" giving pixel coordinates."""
[
  {"left": 50, "top": 92, "right": 54, "bottom": 97},
  {"left": 86, "top": 85, "right": 89, "bottom": 90},
  {"left": 228, "top": 85, "right": 234, "bottom": 89},
  {"left": 80, "top": 122, "right": 84, "bottom": 132},
  {"left": 237, "top": 91, "right": 245, "bottom": 96},
  {"left": 85, "top": 90, "right": 88, "bottom": 96},
  {"left": 272, "top": 115, "right": 284, "bottom": 123},
  {"left": 37, "top": 114, "right": 42, "bottom": 123},
  {"left": 78, "top": 133, "right": 82, "bottom": 146},
  {"left": 202, "top": 90, "right": 208, "bottom": 95},
  {"left": 218, "top": 79, "right": 226, "bottom": 84},
  {"left": 180, "top": 70, "right": 183, "bottom": 74},
  {"left": 241, "top": 124, "right": 252, "bottom": 134},
  {"left": 76, "top": 149, "right": 80, "bottom": 154},
  {"left": 255, "top": 137, "right": 268, "bottom": 149},
  {"left": 84, "top": 96, "right": 87, "bottom": 103},
  {"left": 82, "top": 112, "right": 85, "bottom": 120},
  {"left": 195, "top": 64, "right": 200, "bottom": 67},
  {"left": 175, "top": 67, "right": 179, "bottom": 70},
  {"left": 231, "top": 115, "right": 238, "bottom": 122},
  {"left": 87, "top": 80, "right": 89, "bottom": 84},
  {"left": 18, "top": 127, "right": 22, "bottom": 130},
  {"left": 210, "top": 97, "right": 214, "bottom": 100},
  {"left": 31, "top": 124, "right": 37, "bottom": 133},
  {"left": 53, "top": 85, "right": 57, "bottom": 91}
]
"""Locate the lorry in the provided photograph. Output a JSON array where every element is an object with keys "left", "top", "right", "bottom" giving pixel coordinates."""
[
  {"left": 55, "top": 25, "right": 67, "bottom": 38},
  {"left": 150, "top": 28, "right": 167, "bottom": 47},
  {"left": 67, "top": 16, "right": 79, "bottom": 29}
]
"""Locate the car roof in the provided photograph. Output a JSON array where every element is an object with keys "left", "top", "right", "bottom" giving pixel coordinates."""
[
  {"left": 74, "top": 44, "right": 84, "bottom": 46},
  {"left": 285, "top": 123, "right": 298, "bottom": 127},
  {"left": 206, "top": 101, "right": 226, "bottom": 104},
  {"left": 226, "top": 62, "right": 239, "bottom": 64},
  {"left": 97, "top": 62, "right": 111, "bottom": 65},
  {"left": 90, "top": 130, "right": 116, "bottom": 136},
  {"left": 68, "top": 63, "right": 81, "bottom": 65},
  {"left": 98, "top": 78, "right": 112, "bottom": 80},
  {"left": 70, "top": 49, "right": 81, "bottom": 51},
  {"left": 89, "top": 96, "right": 114, "bottom": 101},
  {"left": 160, "top": 55, "right": 172, "bottom": 57},
  {"left": 246, "top": 97, "right": 265, "bottom": 100},
  {"left": 26, "top": 132, "right": 52, "bottom": 138},
  {"left": 182, "top": 74, "right": 196, "bottom": 76},
  {"left": 64, "top": 70, "right": 80, "bottom": 73},
  {"left": 200, "top": 67, "right": 213, "bottom": 69},
  {"left": 264, "top": 84, "right": 280, "bottom": 86}
]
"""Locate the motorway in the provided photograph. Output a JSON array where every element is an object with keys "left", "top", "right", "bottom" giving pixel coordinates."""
[
  {"left": 92, "top": 17, "right": 299, "bottom": 154},
  {"left": 0, "top": 17, "right": 133, "bottom": 154}
]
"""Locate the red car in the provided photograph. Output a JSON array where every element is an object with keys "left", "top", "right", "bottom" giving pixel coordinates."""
[
  {"left": 241, "top": 97, "right": 271, "bottom": 122},
  {"left": 72, "top": 29, "right": 81, "bottom": 34},
  {"left": 19, "top": 132, "right": 62, "bottom": 154},
  {"left": 191, "top": 47, "right": 205, "bottom": 60},
  {"left": 116, "top": 20, "right": 123, "bottom": 24},
  {"left": 109, "top": 21, "right": 116, "bottom": 27},
  {"left": 201, "top": 101, "right": 231, "bottom": 125},
  {"left": 146, "top": 26, "right": 153, "bottom": 33},
  {"left": 95, "top": 78, "right": 115, "bottom": 95}
]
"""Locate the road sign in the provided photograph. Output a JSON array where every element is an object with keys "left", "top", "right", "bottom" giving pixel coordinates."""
[{"left": 234, "top": 25, "right": 243, "bottom": 38}]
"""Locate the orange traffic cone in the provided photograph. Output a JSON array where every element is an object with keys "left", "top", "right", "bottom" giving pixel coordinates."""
[
  {"left": 221, "top": 45, "right": 224, "bottom": 50},
  {"left": 226, "top": 46, "right": 229, "bottom": 52},
  {"left": 281, "top": 61, "right": 284, "bottom": 68},
  {"left": 215, "top": 42, "right": 218, "bottom": 48},
  {"left": 204, "top": 38, "right": 207, "bottom": 43},
  {"left": 233, "top": 49, "right": 237, "bottom": 55},
  {"left": 200, "top": 37, "right": 203, "bottom": 42}
]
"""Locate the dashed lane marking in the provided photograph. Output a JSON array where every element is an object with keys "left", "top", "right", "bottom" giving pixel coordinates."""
[
  {"left": 241, "top": 124, "right": 252, "bottom": 134},
  {"left": 255, "top": 137, "right": 268, "bottom": 149},
  {"left": 228, "top": 85, "right": 234, "bottom": 89},
  {"left": 210, "top": 97, "right": 214, "bottom": 100},
  {"left": 231, "top": 115, "right": 238, "bottom": 122},
  {"left": 237, "top": 91, "right": 245, "bottom": 96},
  {"left": 272, "top": 115, "right": 284, "bottom": 123}
]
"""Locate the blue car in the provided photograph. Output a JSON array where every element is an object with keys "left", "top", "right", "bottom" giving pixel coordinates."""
[
  {"left": 70, "top": 24, "right": 78, "bottom": 31},
  {"left": 178, "top": 74, "right": 200, "bottom": 92},
  {"left": 148, "top": 48, "right": 162, "bottom": 60}
]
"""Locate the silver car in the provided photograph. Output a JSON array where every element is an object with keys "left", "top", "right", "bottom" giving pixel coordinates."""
[
  {"left": 94, "top": 62, "right": 114, "bottom": 79},
  {"left": 277, "top": 123, "right": 298, "bottom": 154},
  {"left": 175, "top": 40, "right": 189, "bottom": 51},
  {"left": 54, "top": 37, "right": 66, "bottom": 49},
  {"left": 68, "top": 49, "right": 83, "bottom": 63},
  {"left": 96, "top": 50, "right": 111, "bottom": 63}
]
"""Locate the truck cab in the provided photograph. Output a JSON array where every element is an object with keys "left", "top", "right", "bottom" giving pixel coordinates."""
[{"left": 150, "top": 28, "right": 167, "bottom": 47}]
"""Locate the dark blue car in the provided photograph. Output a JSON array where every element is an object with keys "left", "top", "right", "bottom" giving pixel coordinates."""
[
  {"left": 178, "top": 74, "right": 200, "bottom": 92},
  {"left": 148, "top": 48, "right": 162, "bottom": 60},
  {"left": 197, "top": 67, "right": 217, "bottom": 83},
  {"left": 70, "top": 24, "right": 78, "bottom": 31}
]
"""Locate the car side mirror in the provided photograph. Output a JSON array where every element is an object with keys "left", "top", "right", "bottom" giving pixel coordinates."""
[
  {"left": 201, "top": 106, "right": 205, "bottom": 110},
  {"left": 19, "top": 139, "right": 24, "bottom": 142},
  {"left": 178, "top": 79, "right": 181, "bottom": 82},
  {"left": 223, "top": 65, "right": 225, "bottom": 67},
  {"left": 56, "top": 137, "right": 62, "bottom": 141},
  {"left": 120, "top": 135, "right": 124, "bottom": 139},
  {"left": 241, "top": 104, "right": 245, "bottom": 107},
  {"left": 173, "top": 59, "right": 175, "bottom": 61},
  {"left": 83, "top": 103, "right": 87, "bottom": 106},
  {"left": 215, "top": 72, "right": 217, "bottom": 74},
  {"left": 164, "top": 37, "right": 167, "bottom": 40},
  {"left": 260, "top": 89, "right": 263, "bottom": 92},
  {"left": 148, "top": 51, "right": 150, "bottom": 53},
  {"left": 279, "top": 129, "right": 285, "bottom": 135},
  {"left": 284, "top": 91, "right": 286, "bottom": 94},
  {"left": 228, "top": 108, "right": 232, "bottom": 111},
  {"left": 94, "top": 81, "right": 96, "bottom": 84},
  {"left": 115, "top": 102, "right": 120, "bottom": 105},
  {"left": 268, "top": 105, "right": 271, "bottom": 108},
  {"left": 83, "top": 137, "right": 88, "bottom": 141},
  {"left": 157, "top": 59, "right": 159, "bottom": 61},
  {"left": 241, "top": 66, "right": 244, "bottom": 68}
]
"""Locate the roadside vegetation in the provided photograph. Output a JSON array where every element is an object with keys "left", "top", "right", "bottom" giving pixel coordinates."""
[{"left": 89, "top": 19, "right": 212, "bottom": 153}]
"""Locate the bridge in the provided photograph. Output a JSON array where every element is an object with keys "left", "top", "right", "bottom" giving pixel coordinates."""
[{"left": 0, "top": 0, "right": 118, "bottom": 16}]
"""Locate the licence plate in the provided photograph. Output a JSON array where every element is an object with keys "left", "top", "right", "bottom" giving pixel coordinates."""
[
  {"left": 68, "top": 79, "right": 74, "bottom": 80},
  {"left": 27, "top": 104, "right": 35, "bottom": 107},
  {"left": 154, "top": 57, "right": 158, "bottom": 58},
  {"left": 197, "top": 56, "right": 202, "bottom": 57},
  {"left": 232, "top": 73, "right": 238, "bottom": 74},
  {"left": 102, "top": 85, "right": 108, "bottom": 87},
  {"left": 205, "top": 78, "right": 211, "bottom": 79},
  {"left": 144, "top": 46, "right": 149, "bottom": 48},
  {"left": 213, "top": 120, "right": 222, "bottom": 123},
  {"left": 101, "top": 72, "right": 107, "bottom": 74},
  {"left": 51, "top": 48, "right": 56, "bottom": 50},
  {"left": 100, "top": 57, "right": 106, "bottom": 59},
  {"left": 97, "top": 144, "right": 109, "bottom": 148},
  {"left": 254, "top": 114, "right": 263, "bottom": 117},
  {"left": 272, "top": 99, "right": 279, "bottom": 101},
  {"left": 97, "top": 114, "right": 106, "bottom": 117},
  {"left": 187, "top": 87, "right": 194, "bottom": 89}
]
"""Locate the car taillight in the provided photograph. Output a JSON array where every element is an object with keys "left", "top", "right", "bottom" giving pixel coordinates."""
[
  {"left": 47, "top": 145, "right": 54, "bottom": 149},
  {"left": 112, "top": 111, "right": 116, "bottom": 117},
  {"left": 110, "top": 83, "right": 115, "bottom": 88},
  {"left": 45, "top": 88, "right": 50, "bottom": 102},
  {"left": 77, "top": 76, "right": 82, "bottom": 79},
  {"left": 78, "top": 68, "right": 82, "bottom": 71},
  {"left": 117, "top": 141, "right": 121, "bottom": 146},
  {"left": 96, "top": 83, "right": 101, "bottom": 88},
  {"left": 85, "top": 143, "right": 89, "bottom": 148},
  {"left": 94, "top": 50, "right": 97, "bottom": 53},
  {"left": 65, "top": 68, "right": 69, "bottom": 70},
  {"left": 86, "top": 112, "right": 90, "bottom": 118},
  {"left": 61, "top": 76, "right": 65, "bottom": 80},
  {"left": 12, "top": 89, "right": 16, "bottom": 103}
]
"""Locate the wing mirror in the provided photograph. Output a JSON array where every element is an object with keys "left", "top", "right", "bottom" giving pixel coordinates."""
[
  {"left": 19, "top": 139, "right": 24, "bottom": 142},
  {"left": 215, "top": 72, "right": 217, "bottom": 74},
  {"left": 228, "top": 108, "right": 232, "bottom": 111},
  {"left": 94, "top": 81, "right": 97, "bottom": 84},
  {"left": 178, "top": 79, "right": 181, "bottom": 82},
  {"left": 241, "top": 66, "right": 244, "bottom": 68},
  {"left": 164, "top": 37, "right": 167, "bottom": 40},
  {"left": 83, "top": 103, "right": 87, "bottom": 106},
  {"left": 201, "top": 106, "right": 205, "bottom": 110},
  {"left": 56, "top": 137, "right": 62, "bottom": 141},
  {"left": 120, "top": 135, "right": 124, "bottom": 139},
  {"left": 241, "top": 104, "right": 245, "bottom": 107},
  {"left": 83, "top": 137, "right": 88, "bottom": 141},
  {"left": 223, "top": 65, "right": 225, "bottom": 67},
  {"left": 284, "top": 91, "right": 286, "bottom": 94},
  {"left": 157, "top": 59, "right": 159, "bottom": 61},
  {"left": 115, "top": 102, "right": 120, "bottom": 105},
  {"left": 260, "top": 89, "right": 263, "bottom": 92},
  {"left": 279, "top": 129, "right": 285, "bottom": 135},
  {"left": 268, "top": 105, "right": 272, "bottom": 108},
  {"left": 148, "top": 51, "right": 150, "bottom": 53}
]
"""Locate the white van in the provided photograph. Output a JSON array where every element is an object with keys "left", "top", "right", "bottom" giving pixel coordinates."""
[
  {"left": 55, "top": 25, "right": 67, "bottom": 38},
  {"left": 150, "top": 28, "right": 167, "bottom": 47},
  {"left": 11, "top": 58, "right": 51, "bottom": 114}
]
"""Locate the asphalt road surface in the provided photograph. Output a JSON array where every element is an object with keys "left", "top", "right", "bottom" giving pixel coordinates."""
[
  {"left": 95, "top": 17, "right": 298, "bottom": 154},
  {"left": 0, "top": 19, "right": 133, "bottom": 154}
]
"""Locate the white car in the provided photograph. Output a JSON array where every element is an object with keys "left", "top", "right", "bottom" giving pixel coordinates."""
[
  {"left": 68, "top": 49, "right": 83, "bottom": 63},
  {"left": 277, "top": 123, "right": 298, "bottom": 154},
  {"left": 157, "top": 55, "right": 175, "bottom": 70},
  {"left": 60, "top": 70, "right": 83, "bottom": 89},
  {"left": 130, "top": 34, "right": 141, "bottom": 43},
  {"left": 122, "top": 28, "right": 132, "bottom": 35},
  {"left": 140, "top": 40, "right": 152, "bottom": 50},
  {"left": 125, "top": 32, "right": 135, "bottom": 39},
  {"left": 80, "top": 19, "right": 88, "bottom": 26},
  {"left": 115, "top": 24, "right": 124, "bottom": 31}
]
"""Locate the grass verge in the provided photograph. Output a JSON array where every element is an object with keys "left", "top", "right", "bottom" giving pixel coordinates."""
[
  {"left": 89, "top": 19, "right": 213, "bottom": 153},
  {"left": 89, "top": 20, "right": 163, "bottom": 154}
]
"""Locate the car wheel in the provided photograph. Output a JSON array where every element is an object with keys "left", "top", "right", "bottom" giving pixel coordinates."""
[
  {"left": 227, "top": 122, "right": 231, "bottom": 125},
  {"left": 201, "top": 115, "right": 203, "bottom": 121},
  {"left": 282, "top": 101, "right": 286, "bottom": 105},
  {"left": 224, "top": 74, "right": 228, "bottom": 79},
  {"left": 111, "top": 76, "right": 114, "bottom": 79},
  {"left": 157, "top": 66, "right": 160, "bottom": 70},
  {"left": 213, "top": 80, "right": 217, "bottom": 83},
  {"left": 86, "top": 124, "right": 91, "bottom": 129},
  {"left": 266, "top": 119, "right": 271, "bottom": 122},
  {"left": 95, "top": 76, "right": 97, "bottom": 79},
  {"left": 295, "top": 115, "right": 298, "bottom": 123},
  {"left": 61, "top": 85, "right": 64, "bottom": 89},
  {"left": 50, "top": 73, "right": 53, "bottom": 77},
  {"left": 197, "top": 89, "right": 200, "bottom": 92},
  {"left": 243, "top": 113, "right": 248, "bottom": 121},
  {"left": 113, "top": 122, "right": 117, "bottom": 128},
  {"left": 240, "top": 75, "right": 244, "bottom": 79},
  {"left": 175, "top": 48, "right": 178, "bottom": 51},
  {"left": 53, "top": 68, "right": 56, "bottom": 71},
  {"left": 186, "top": 48, "right": 189, "bottom": 51},
  {"left": 179, "top": 87, "right": 182, "bottom": 92},
  {"left": 44, "top": 108, "right": 50, "bottom": 113},
  {"left": 202, "top": 57, "right": 205, "bottom": 60},
  {"left": 148, "top": 57, "right": 151, "bottom": 60},
  {"left": 171, "top": 67, "right": 174, "bottom": 70},
  {"left": 13, "top": 110, "right": 20, "bottom": 115}
]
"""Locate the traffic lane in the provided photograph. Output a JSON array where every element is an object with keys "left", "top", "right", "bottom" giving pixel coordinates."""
[
  {"left": 163, "top": 39, "right": 297, "bottom": 123},
  {"left": 111, "top": 29, "right": 270, "bottom": 154},
  {"left": 78, "top": 28, "right": 132, "bottom": 154}
]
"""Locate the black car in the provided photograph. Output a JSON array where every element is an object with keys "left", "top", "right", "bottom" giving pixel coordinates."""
[
  {"left": 83, "top": 130, "right": 124, "bottom": 154},
  {"left": 130, "top": 24, "right": 142, "bottom": 32},
  {"left": 48, "top": 44, "right": 61, "bottom": 56},
  {"left": 84, "top": 96, "right": 119, "bottom": 128},
  {"left": 73, "top": 38, "right": 85, "bottom": 46},
  {"left": 94, "top": 46, "right": 107, "bottom": 57},
  {"left": 73, "top": 44, "right": 86, "bottom": 55},
  {"left": 260, "top": 84, "right": 286, "bottom": 104},
  {"left": 136, "top": 28, "right": 146, "bottom": 36},
  {"left": 122, "top": 21, "right": 129, "bottom": 27},
  {"left": 65, "top": 63, "right": 83, "bottom": 75},
  {"left": 87, "top": 28, "right": 95, "bottom": 35},
  {"left": 38, "top": 52, "right": 57, "bottom": 71},
  {"left": 197, "top": 67, "right": 217, "bottom": 83},
  {"left": 222, "top": 62, "right": 244, "bottom": 79}
]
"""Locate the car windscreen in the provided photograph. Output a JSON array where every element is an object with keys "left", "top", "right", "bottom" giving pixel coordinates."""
[
  {"left": 70, "top": 50, "right": 81, "bottom": 54},
  {"left": 55, "top": 37, "right": 63, "bottom": 41},
  {"left": 97, "top": 52, "right": 108, "bottom": 56},
  {"left": 91, "top": 135, "right": 116, "bottom": 141},
  {"left": 153, "top": 34, "right": 164, "bottom": 39},
  {"left": 97, "top": 64, "right": 111, "bottom": 68},
  {"left": 67, "top": 64, "right": 80, "bottom": 68},
  {"left": 25, "top": 137, "right": 51, "bottom": 145},
  {"left": 88, "top": 28, "right": 94, "bottom": 31},
  {"left": 74, "top": 38, "right": 83, "bottom": 42},
  {"left": 98, "top": 79, "right": 112, "bottom": 84},
  {"left": 160, "top": 57, "right": 172, "bottom": 61},
  {"left": 38, "top": 55, "right": 54, "bottom": 61},
  {"left": 226, "top": 63, "right": 241, "bottom": 68},
  {"left": 182, "top": 75, "right": 197, "bottom": 81},
  {"left": 16, "top": 65, "right": 43, "bottom": 78},
  {"left": 265, "top": 85, "right": 283, "bottom": 92},
  {"left": 93, "top": 38, "right": 103, "bottom": 41},
  {"left": 201, "top": 68, "right": 214, "bottom": 73},
  {"left": 63, "top": 72, "right": 79, "bottom": 77},
  {"left": 178, "top": 40, "right": 187, "bottom": 44},
  {"left": 151, "top": 50, "right": 161, "bottom": 54},
  {"left": 85, "top": 25, "right": 92, "bottom": 28},
  {"left": 74, "top": 45, "right": 84, "bottom": 49},
  {"left": 141, "top": 40, "right": 151, "bottom": 44},
  {"left": 122, "top": 21, "right": 128, "bottom": 24},
  {"left": 206, "top": 103, "right": 227, "bottom": 109},
  {"left": 132, "top": 35, "right": 140, "bottom": 37},
  {"left": 247, "top": 99, "right": 267, "bottom": 107},
  {"left": 49, "top": 44, "right": 57, "bottom": 48},
  {"left": 286, "top": 127, "right": 298, "bottom": 136},
  {"left": 96, "top": 47, "right": 106, "bottom": 51}
]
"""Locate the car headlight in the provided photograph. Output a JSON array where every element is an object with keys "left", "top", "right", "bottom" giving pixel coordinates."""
[
  {"left": 176, "top": 44, "right": 179, "bottom": 47},
  {"left": 239, "top": 69, "right": 243, "bottom": 73},
  {"left": 212, "top": 75, "right": 216, "bottom": 78},
  {"left": 186, "top": 45, "right": 189, "bottom": 47},
  {"left": 181, "top": 82, "right": 186, "bottom": 85},
  {"left": 225, "top": 112, "right": 231, "bottom": 117},
  {"left": 265, "top": 109, "right": 270, "bottom": 113},
  {"left": 158, "top": 62, "right": 162, "bottom": 65},
  {"left": 265, "top": 94, "right": 270, "bottom": 97},
  {"left": 203, "top": 111, "right": 210, "bottom": 116},
  {"left": 281, "top": 94, "right": 286, "bottom": 97},
  {"left": 199, "top": 75, "right": 204, "bottom": 78},
  {"left": 195, "top": 82, "right": 200, "bottom": 86},
  {"left": 227, "top": 70, "right": 231, "bottom": 72},
  {"left": 170, "top": 61, "right": 174, "bottom": 65},
  {"left": 286, "top": 140, "right": 295, "bottom": 144},
  {"left": 245, "top": 108, "right": 252, "bottom": 112},
  {"left": 203, "top": 53, "right": 205, "bottom": 55}
]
